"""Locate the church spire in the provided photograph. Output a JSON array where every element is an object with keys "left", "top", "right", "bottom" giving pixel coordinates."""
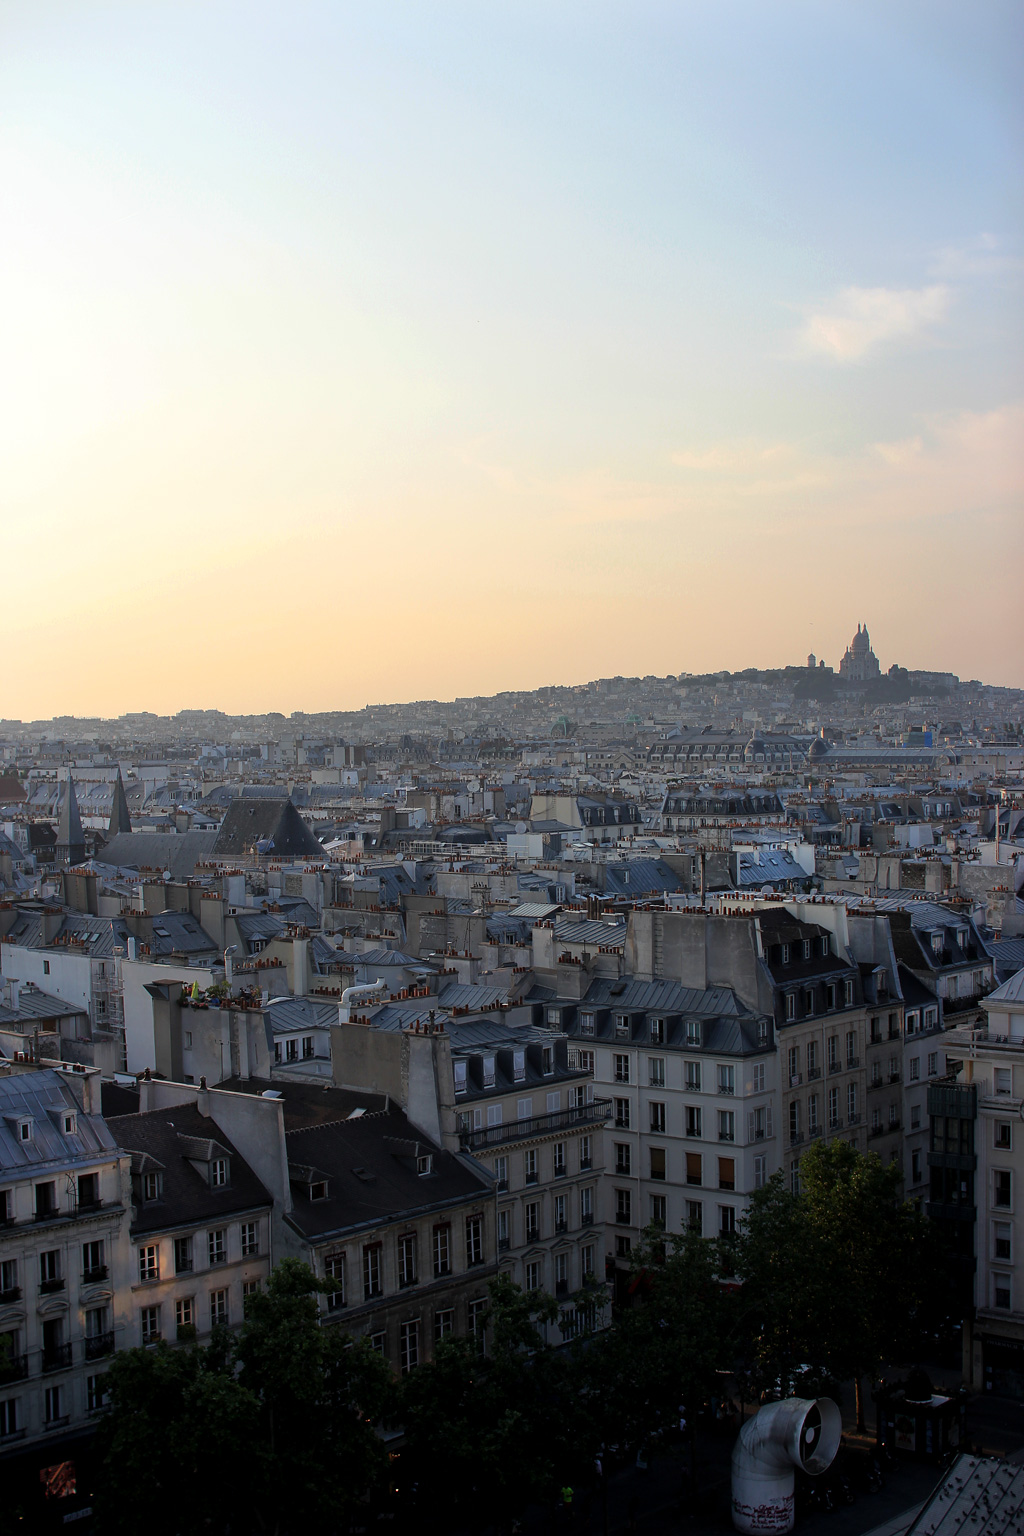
[
  {"left": 56, "top": 771, "right": 85, "bottom": 867},
  {"left": 107, "top": 767, "right": 131, "bottom": 839}
]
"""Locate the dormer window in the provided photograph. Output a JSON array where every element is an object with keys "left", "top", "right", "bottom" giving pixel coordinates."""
[
  {"left": 650, "top": 1018, "right": 665, "bottom": 1045},
  {"left": 309, "top": 1181, "right": 329, "bottom": 1201},
  {"left": 579, "top": 1012, "right": 595, "bottom": 1038},
  {"left": 18, "top": 1120, "right": 32, "bottom": 1143},
  {"left": 513, "top": 1050, "right": 526, "bottom": 1083},
  {"left": 931, "top": 933, "right": 943, "bottom": 955},
  {"left": 781, "top": 944, "right": 790, "bottom": 964},
  {"left": 142, "top": 1172, "right": 162, "bottom": 1202},
  {"left": 956, "top": 929, "right": 967, "bottom": 949},
  {"left": 453, "top": 1060, "right": 467, "bottom": 1095},
  {"left": 615, "top": 1015, "right": 630, "bottom": 1039},
  {"left": 416, "top": 1154, "right": 433, "bottom": 1177},
  {"left": 210, "top": 1158, "right": 229, "bottom": 1189},
  {"left": 685, "top": 1019, "right": 702, "bottom": 1047},
  {"left": 482, "top": 1056, "right": 495, "bottom": 1088},
  {"left": 803, "top": 940, "right": 811, "bottom": 960},
  {"left": 63, "top": 1113, "right": 77, "bottom": 1136},
  {"left": 542, "top": 1046, "right": 553, "bottom": 1076},
  {"left": 820, "top": 937, "right": 830, "bottom": 958}
]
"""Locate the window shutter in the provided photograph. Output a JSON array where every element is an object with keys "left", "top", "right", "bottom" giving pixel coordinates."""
[
  {"left": 766, "top": 1105, "right": 773, "bottom": 1138},
  {"left": 747, "top": 1110, "right": 755, "bottom": 1142}
]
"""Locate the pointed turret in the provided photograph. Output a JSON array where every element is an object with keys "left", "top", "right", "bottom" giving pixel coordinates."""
[
  {"left": 107, "top": 767, "right": 132, "bottom": 839},
  {"left": 56, "top": 772, "right": 86, "bottom": 867}
]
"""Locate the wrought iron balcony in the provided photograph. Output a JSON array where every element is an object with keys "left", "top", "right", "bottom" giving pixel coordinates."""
[
  {"left": 459, "top": 1098, "right": 612, "bottom": 1151},
  {"left": 42, "top": 1343, "right": 73, "bottom": 1373},
  {"left": 39, "top": 1278, "right": 65, "bottom": 1295},
  {"left": 85, "top": 1331, "right": 115, "bottom": 1361},
  {"left": 81, "top": 1266, "right": 108, "bottom": 1285},
  {"left": 0, "top": 1352, "right": 28, "bottom": 1385}
]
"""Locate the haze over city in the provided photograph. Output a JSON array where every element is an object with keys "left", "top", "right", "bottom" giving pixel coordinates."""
[{"left": 2, "top": 1, "right": 1022, "bottom": 719}]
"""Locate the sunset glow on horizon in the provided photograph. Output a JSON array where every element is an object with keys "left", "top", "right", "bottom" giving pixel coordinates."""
[{"left": 2, "top": 2, "right": 1022, "bottom": 719}]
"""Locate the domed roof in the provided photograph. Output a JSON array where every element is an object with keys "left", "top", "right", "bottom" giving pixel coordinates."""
[
  {"left": 744, "top": 735, "right": 768, "bottom": 757},
  {"left": 850, "top": 623, "right": 871, "bottom": 656},
  {"left": 808, "top": 733, "right": 830, "bottom": 761}
]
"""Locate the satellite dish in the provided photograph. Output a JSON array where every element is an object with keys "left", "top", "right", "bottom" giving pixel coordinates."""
[{"left": 515, "top": 821, "right": 528, "bottom": 834}]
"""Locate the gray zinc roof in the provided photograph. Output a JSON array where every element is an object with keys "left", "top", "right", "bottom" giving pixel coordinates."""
[{"left": 0, "top": 1069, "right": 118, "bottom": 1173}]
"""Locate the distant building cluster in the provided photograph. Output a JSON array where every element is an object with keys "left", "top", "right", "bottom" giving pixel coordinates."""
[{"left": 0, "top": 624, "right": 1023, "bottom": 1508}]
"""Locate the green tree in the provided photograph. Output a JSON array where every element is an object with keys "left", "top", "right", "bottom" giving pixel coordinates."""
[
  {"left": 578, "top": 1226, "right": 732, "bottom": 1456},
  {"left": 94, "top": 1260, "right": 393, "bottom": 1535},
  {"left": 395, "top": 1276, "right": 598, "bottom": 1532},
  {"left": 736, "top": 1139, "right": 936, "bottom": 1428}
]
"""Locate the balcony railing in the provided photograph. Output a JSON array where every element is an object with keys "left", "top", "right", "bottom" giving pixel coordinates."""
[
  {"left": 85, "top": 1331, "right": 115, "bottom": 1361},
  {"left": 39, "top": 1278, "right": 65, "bottom": 1295},
  {"left": 0, "top": 1352, "right": 29, "bottom": 1385},
  {"left": 581, "top": 1211, "right": 594, "bottom": 1226},
  {"left": 555, "top": 1219, "right": 567, "bottom": 1234},
  {"left": 0, "top": 1286, "right": 22, "bottom": 1305},
  {"left": 42, "top": 1343, "right": 73, "bottom": 1373},
  {"left": 81, "top": 1266, "right": 108, "bottom": 1285},
  {"left": 459, "top": 1099, "right": 612, "bottom": 1151},
  {"left": 498, "top": 1237, "right": 510, "bottom": 1252},
  {"left": 807, "top": 1067, "right": 822, "bottom": 1081}
]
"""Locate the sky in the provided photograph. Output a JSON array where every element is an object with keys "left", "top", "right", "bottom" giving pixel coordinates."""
[{"left": 1, "top": 1, "right": 1022, "bottom": 718}]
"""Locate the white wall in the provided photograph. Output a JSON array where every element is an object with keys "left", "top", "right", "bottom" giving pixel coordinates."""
[{"left": 121, "top": 957, "right": 219, "bottom": 1073}]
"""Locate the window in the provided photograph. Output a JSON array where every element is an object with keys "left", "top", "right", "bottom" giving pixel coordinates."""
[
  {"left": 493, "top": 1155, "right": 508, "bottom": 1191},
  {"left": 615, "top": 1015, "right": 630, "bottom": 1040},
  {"left": 685, "top": 1106, "right": 702, "bottom": 1138},
  {"left": 909, "top": 1058, "right": 920, "bottom": 1081},
  {"left": 399, "top": 1234, "right": 418, "bottom": 1288},
  {"left": 719, "top": 1205, "right": 736, "bottom": 1236},
  {"left": 615, "top": 1189, "right": 632, "bottom": 1226},
  {"left": 995, "top": 1122, "right": 1013, "bottom": 1151},
  {"left": 649, "top": 1057, "right": 665, "bottom": 1087},
  {"left": 749, "top": 1105, "right": 772, "bottom": 1141},
  {"left": 241, "top": 1222, "right": 259, "bottom": 1258},
  {"left": 754, "top": 1154, "right": 767, "bottom": 1190},
  {"left": 454, "top": 1061, "right": 467, "bottom": 1094},
  {"left": 994, "top": 1171, "right": 1012, "bottom": 1210},
  {"left": 808, "top": 1095, "right": 819, "bottom": 1134},
  {"left": 210, "top": 1158, "right": 228, "bottom": 1188},
  {"left": 242, "top": 1280, "right": 259, "bottom": 1306},
  {"left": 614, "top": 1098, "right": 630, "bottom": 1130},
  {"left": 994, "top": 1222, "right": 1012, "bottom": 1262},
  {"left": 686, "top": 1061, "right": 702, "bottom": 1092},
  {"left": 828, "top": 1086, "right": 840, "bottom": 1128},
  {"left": 175, "top": 1297, "right": 195, "bottom": 1336},
  {"left": 468, "top": 1297, "right": 487, "bottom": 1348},
  {"left": 363, "top": 1243, "right": 382, "bottom": 1299},
  {"left": 497, "top": 1207, "right": 510, "bottom": 1251},
  {"left": 650, "top": 1194, "right": 667, "bottom": 1228},
  {"left": 847, "top": 1084, "right": 857, "bottom": 1120},
  {"left": 139, "top": 1245, "right": 159, "bottom": 1283},
  {"left": 717, "top": 1064, "right": 735, "bottom": 1096},
  {"left": 553, "top": 1142, "right": 566, "bottom": 1177},
  {"left": 324, "top": 1251, "right": 345, "bottom": 1310},
  {"left": 785, "top": 994, "right": 796, "bottom": 1021},
  {"left": 486, "top": 1104, "right": 503, "bottom": 1128},
  {"left": 482, "top": 1056, "right": 496, "bottom": 1088},
  {"left": 846, "top": 1032, "right": 857, "bottom": 1066},
  {"left": 826, "top": 1036, "right": 838, "bottom": 1070},
  {"left": 546, "top": 1091, "right": 560, "bottom": 1113},
  {"left": 434, "top": 1308, "right": 454, "bottom": 1343},
  {"left": 845, "top": 981, "right": 854, "bottom": 1007},
  {"left": 302, "top": 1035, "right": 314, "bottom": 1059},
  {"left": 995, "top": 1068, "right": 1012, "bottom": 1096},
  {"left": 581, "top": 1244, "right": 595, "bottom": 1279},
  {"left": 517, "top": 1097, "right": 533, "bottom": 1121},
  {"left": 83, "top": 1240, "right": 105, "bottom": 1281},
  {"left": 209, "top": 1289, "right": 229, "bottom": 1328},
  {"left": 788, "top": 1046, "right": 800, "bottom": 1083},
  {"left": 580, "top": 1012, "right": 595, "bottom": 1037},
  {"left": 650, "top": 1101, "right": 666, "bottom": 1134},
  {"left": 650, "top": 1018, "right": 665, "bottom": 1045},
  {"left": 581, "top": 1185, "right": 594, "bottom": 1224},
  {"left": 718, "top": 1157, "right": 735, "bottom": 1192},
  {"left": 208, "top": 1230, "right": 226, "bottom": 1268},
  {"left": 0, "top": 1258, "right": 16, "bottom": 1296},
  {"left": 686, "top": 1152, "right": 702, "bottom": 1186},
  {"left": 927, "top": 1052, "right": 939, "bottom": 1076},
  {"left": 44, "top": 1385, "right": 64, "bottom": 1425},
  {"left": 173, "top": 1236, "right": 193, "bottom": 1275},
  {"left": 718, "top": 1110, "right": 735, "bottom": 1142},
  {"left": 687, "top": 1200, "right": 703, "bottom": 1234},
  {"left": 525, "top": 1260, "right": 541, "bottom": 1292},
  {"left": 140, "top": 1306, "right": 160, "bottom": 1345},
  {"left": 524, "top": 1148, "right": 538, "bottom": 1185},
  {"left": 685, "top": 1020, "right": 702, "bottom": 1047},
  {"left": 789, "top": 1100, "right": 800, "bottom": 1140},
  {"left": 286, "top": 1039, "right": 298, "bottom": 1063},
  {"left": 580, "top": 1135, "right": 593, "bottom": 1170},
  {"left": 614, "top": 1142, "right": 631, "bottom": 1176},
  {"left": 911, "top": 1104, "right": 921, "bottom": 1130},
  {"left": 86, "top": 1375, "right": 108, "bottom": 1413},
  {"left": 753, "top": 1063, "right": 766, "bottom": 1093},
  {"left": 993, "top": 1274, "right": 1012, "bottom": 1311},
  {"left": 806, "top": 1040, "right": 818, "bottom": 1075},
  {"left": 911, "top": 1150, "right": 922, "bottom": 1184},
  {"left": 525, "top": 1201, "right": 540, "bottom": 1242},
  {"left": 613, "top": 1054, "right": 630, "bottom": 1084},
  {"left": 542, "top": 1047, "right": 554, "bottom": 1076},
  {"left": 142, "top": 1171, "right": 161, "bottom": 1202},
  {"left": 554, "top": 1193, "right": 567, "bottom": 1233},
  {"left": 466, "top": 1215, "right": 484, "bottom": 1267},
  {"left": 399, "top": 1319, "right": 419, "bottom": 1374}
]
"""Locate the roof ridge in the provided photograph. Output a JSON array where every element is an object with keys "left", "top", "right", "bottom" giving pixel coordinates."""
[{"left": 284, "top": 1106, "right": 393, "bottom": 1135}]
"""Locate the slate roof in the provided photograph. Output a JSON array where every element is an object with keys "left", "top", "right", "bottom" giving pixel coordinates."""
[
  {"left": 554, "top": 917, "right": 626, "bottom": 947},
  {"left": 580, "top": 975, "right": 746, "bottom": 1016},
  {"left": 0, "top": 1069, "right": 118, "bottom": 1173},
  {"left": 987, "top": 966, "right": 1024, "bottom": 1007},
  {"left": 906, "top": 1454, "right": 1024, "bottom": 1536},
  {"left": 212, "top": 799, "right": 324, "bottom": 859},
  {"left": 98, "top": 830, "right": 217, "bottom": 879},
  {"left": 215, "top": 1078, "right": 387, "bottom": 1126},
  {"left": 0, "top": 984, "right": 89, "bottom": 1027},
  {"left": 262, "top": 997, "right": 341, "bottom": 1033},
  {"left": 106, "top": 1101, "right": 273, "bottom": 1235},
  {"left": 992, "top": 939, "right": 1024, "bottom": 986},
  {"left": 281, "top": 1102, "right": 491, "bottom": 1243}
]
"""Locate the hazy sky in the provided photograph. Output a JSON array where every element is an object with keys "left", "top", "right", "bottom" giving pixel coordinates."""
[{"left": 2, "top": 2, "right": 1022, "bottom": 717}]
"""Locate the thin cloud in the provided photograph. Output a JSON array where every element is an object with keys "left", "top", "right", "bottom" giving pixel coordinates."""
[{"left": 799, "top": 284, "right": 950, "bottom": 362}]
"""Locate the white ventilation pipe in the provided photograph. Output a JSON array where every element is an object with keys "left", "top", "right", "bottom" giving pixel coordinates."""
[
  {"left": 338, "top": 980, "right": 386, "bottom": 1023},
  {"left": 731, "top": 1397, "right": 841, "bottom": 1534}
]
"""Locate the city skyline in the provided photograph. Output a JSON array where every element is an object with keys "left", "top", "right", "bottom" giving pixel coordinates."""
[{"left": 2, "top": 2, "right": 1021, "bottom": 718}]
